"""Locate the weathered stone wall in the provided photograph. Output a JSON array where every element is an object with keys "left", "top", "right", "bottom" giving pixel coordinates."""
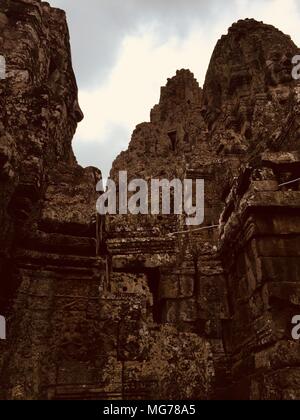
[
  {"left": 0, "top": 0, "right": 214, "bottom": 401},
  {"left": 109, "top": 69, "right": 228, "bottom": 394},
  {"left": 0, "top": 0, "right": 103, "bottom": 399},
  {"left": 0, "top": 2, "right": 300, "bottom": 400},
  {"left": 107, "top": 19, "right": 300, "bottom": 399},
  {"left": 219, "top": 152, "right": 300, "bottom": 399}
]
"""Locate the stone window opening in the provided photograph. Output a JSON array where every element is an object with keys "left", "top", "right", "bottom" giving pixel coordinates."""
[{"left": 168, "top": 131, "right": 177, "bottom": 152}]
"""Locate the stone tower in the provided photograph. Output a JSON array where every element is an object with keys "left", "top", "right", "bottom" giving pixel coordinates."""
[{"left": 0, "top": 2, "right": 299, "bottom": 400}]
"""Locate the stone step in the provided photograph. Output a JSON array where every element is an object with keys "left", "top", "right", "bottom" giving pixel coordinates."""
[
  {"left": 18, "top": 264, "right": 97, "bottom": 278},
  {"left": 21, "top": 230, "right": 96, "bottom": 256},
  {"left": 16, "top": 249, "right": 103, "bottom": 269}
]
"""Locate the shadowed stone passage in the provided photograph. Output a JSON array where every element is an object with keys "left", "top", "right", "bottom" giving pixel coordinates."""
[
  {"left": 0, "top": 1, "right": 300, "bottom": 400},
  {"left": 168, "top": 131, "right": 177, "bottom": 152}
]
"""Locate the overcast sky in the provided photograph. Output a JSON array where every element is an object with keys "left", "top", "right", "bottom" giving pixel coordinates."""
[{"left": 50, "top": 0, "right": 300, "bottom": 178}]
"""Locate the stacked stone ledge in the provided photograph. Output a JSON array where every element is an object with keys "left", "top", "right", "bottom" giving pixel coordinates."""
[{"left": 219, "top": 152, "right": 300, "bottom": 399}]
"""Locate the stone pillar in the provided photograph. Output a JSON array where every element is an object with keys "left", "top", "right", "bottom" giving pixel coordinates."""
[{"left": 220, "top": 153, "right": 300, "bottom": 400}]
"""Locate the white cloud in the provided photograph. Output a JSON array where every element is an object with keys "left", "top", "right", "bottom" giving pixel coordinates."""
[
  {"left": 72, "top": 0, "right": 300, "bottom": 177},
  {"left": 74, "top": 26, "right": 218, "bottom": 178},
  {"left": 235, "top": 0, "right": 300, "bottom": 45},
  {"left": 76, "top": 27, "right": 214, "bottom": 143}
]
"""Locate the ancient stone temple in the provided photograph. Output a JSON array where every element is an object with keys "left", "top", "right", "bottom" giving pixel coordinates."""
[{"left": 0, "top": 0, "right": 299, "bottom": 400}]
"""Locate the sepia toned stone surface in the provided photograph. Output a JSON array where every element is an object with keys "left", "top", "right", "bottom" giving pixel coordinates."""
[
  {"left": 0, "top": 1, "right": 299, "bottom": 400},
  {"left": 219, "top": 153, "right": 300, "bottom": 399},
  {"left": 0, "top": 0, "right": 102, "bottom": 400}
]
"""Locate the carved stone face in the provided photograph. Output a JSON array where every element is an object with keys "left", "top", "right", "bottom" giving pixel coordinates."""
[
  {"left": 0, "top": 0, "right": 86, "bottom": 230},
  {"left": 270, "top": 85, "right": 291, "bottom": 103},
  {"left": 266, "top": 49, "right": 294, "bottom": 86},
  {"left": 2, "top": 1, "right": 83, "bottom": 164}
]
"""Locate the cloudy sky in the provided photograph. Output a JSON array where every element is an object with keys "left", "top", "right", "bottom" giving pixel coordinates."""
[{"left": 50, "top": 0, "right": 300, "bottom": 178}]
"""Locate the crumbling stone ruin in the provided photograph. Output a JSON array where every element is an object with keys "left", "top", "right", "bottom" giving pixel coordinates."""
[{"left": 0, "top": 0, "right": 299, "bottom": 400}]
